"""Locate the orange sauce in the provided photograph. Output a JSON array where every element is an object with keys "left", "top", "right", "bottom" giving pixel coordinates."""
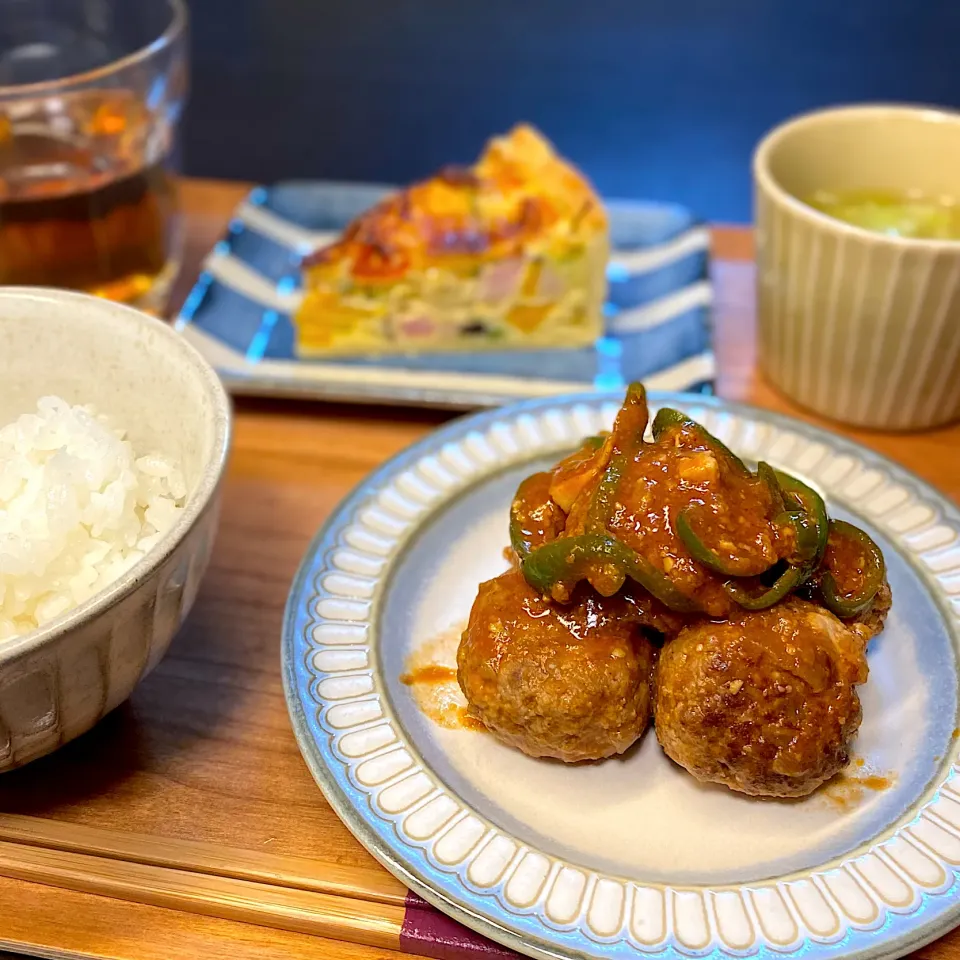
[
  {"left": 400, "top": 623, "right": 486, "bottom": 733},
  {"left": 822, "top": 763, "right": 896, "bottom": 812},
  {"left": 401, "top": 665, "right": 458, "bottom": 685}
]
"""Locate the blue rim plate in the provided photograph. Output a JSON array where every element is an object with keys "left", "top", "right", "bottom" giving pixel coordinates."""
[
  {"left": 176, "top": 182, "right": 714, "bottom": 408},
  {"left": 283, "top": 390, "right": 960, "bottom": 960}
]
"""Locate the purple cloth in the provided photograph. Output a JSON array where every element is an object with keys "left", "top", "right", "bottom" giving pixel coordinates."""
[{"left": 400, "top": 891, "right": 520, "bottom": 960}]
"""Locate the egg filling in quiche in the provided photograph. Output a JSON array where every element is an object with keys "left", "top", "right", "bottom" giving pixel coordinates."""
[{"left": 295, "top": 125, "right": 609, "bottom": 356}]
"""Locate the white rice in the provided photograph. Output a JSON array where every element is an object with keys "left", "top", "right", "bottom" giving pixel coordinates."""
[{"left": 0, "top": 396, "right": 186, "bottom": 640}]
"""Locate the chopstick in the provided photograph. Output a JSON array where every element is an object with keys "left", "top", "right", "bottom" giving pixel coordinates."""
[
  {"left": 0, "top": 814, "right": 521, "bottom": 960},
  {"left": 0, "top": 813, "right": 406, "bottom": 906},
  {"left": 0, "top": 836, "right": 407, "bottom": 952}
]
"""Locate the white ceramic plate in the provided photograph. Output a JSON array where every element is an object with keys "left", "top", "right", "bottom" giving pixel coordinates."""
[{"left": 283, "top": 392, "right": 960, "bottom": 960}]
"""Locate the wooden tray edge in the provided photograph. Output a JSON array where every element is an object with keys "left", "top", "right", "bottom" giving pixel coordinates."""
[
  {"left": 0, "top": 836, "right": 406, "bottom": 953},
  {"left": 0, "top": 814, "right": 407, "bottom": 905}
]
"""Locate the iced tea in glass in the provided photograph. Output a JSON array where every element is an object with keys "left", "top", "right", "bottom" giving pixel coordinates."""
[{"left": 0, "top": 0, "right": 187, "bottom": 310}]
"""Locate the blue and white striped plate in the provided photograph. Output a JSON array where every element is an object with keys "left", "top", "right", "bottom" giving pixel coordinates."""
[{"left": 176, "top": 181, "right": 713, "bottom": 409}]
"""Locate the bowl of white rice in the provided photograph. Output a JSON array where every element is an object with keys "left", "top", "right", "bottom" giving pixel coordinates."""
[{"left": 0, "top": 287, "right": 231, "bottom": 769}]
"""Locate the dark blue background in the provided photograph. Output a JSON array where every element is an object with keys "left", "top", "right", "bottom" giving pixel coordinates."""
[{"left": 184, "top": 0, "right": 958, "bottom": 222}]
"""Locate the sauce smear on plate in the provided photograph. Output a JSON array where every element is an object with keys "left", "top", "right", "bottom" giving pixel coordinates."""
[{"left": 401, "top": 624, "right": 486, "bottom": 732}]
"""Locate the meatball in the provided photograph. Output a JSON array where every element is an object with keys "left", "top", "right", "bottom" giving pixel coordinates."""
[
  {"left": 653, "top": 598, "right": 869, "bottom": 797},
  {"left": 458, "top": 569, "right": 662, "bottom": 762}
]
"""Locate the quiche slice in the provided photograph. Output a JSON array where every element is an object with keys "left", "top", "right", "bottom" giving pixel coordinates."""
[{"left": 294, "top": 125, "right": 609, "bottom": 356}]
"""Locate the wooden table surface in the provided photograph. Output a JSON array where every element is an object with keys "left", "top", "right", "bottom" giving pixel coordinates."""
[{"left": 0, "top": 178, "right": 957, "bottom": 960}]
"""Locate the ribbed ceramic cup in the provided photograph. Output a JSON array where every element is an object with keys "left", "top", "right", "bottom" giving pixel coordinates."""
[{"left": 754, "top": 104, "right": 960, "bottom": 430}]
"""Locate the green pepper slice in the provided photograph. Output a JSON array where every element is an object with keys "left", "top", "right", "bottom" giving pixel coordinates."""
[
  {"left": 587, "top": 457, "right": 625, "bottom": 530},
  {"left": 522, "top": 532, "right": 702, "bottom": 613},
  {"left": 676, "top": 508, "right": 775, "bottom": 577},
  {"left": 774, "top": 470, "right": 828, "bottom": 565},
  {"left": 586, "top": 383, "right": 648, "bottom": 530},
  {"left": 759, "top": 462, "right": 815, "bottom": 561},
  {"left": 774, "top": 510, "right": 820, "bottom": 566},
  {"left": 508, "top": 511, "right": 531, "bottom": 560},
  {"left": 509, "top": 472, "right": 564, "bottom": 561},
  {"left": 583, "top": 434, "right": 607, "bottom": 451},
  {"left": 757, "top": 461, "right": 786, "bottom": 514},
  {"left": 817, "top": 519, "right": 885, "bottom": 618},
  {"left": 651, "top": 407, "right": 750, "bottom": 477},
  {"left": 651, "top": 407, "right": 693, "bottom": 441},
  {"left": 722, "top": 563, "right": 804, "bottom": 611}
]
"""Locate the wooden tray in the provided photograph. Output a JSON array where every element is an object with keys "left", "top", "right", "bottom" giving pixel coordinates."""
[{"left": 0, "top": 185, "right": 958, "bottom": 960}]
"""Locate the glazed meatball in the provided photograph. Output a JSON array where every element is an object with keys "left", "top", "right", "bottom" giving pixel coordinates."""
[
  {"left": 458, "top": 569, "right": 664, "bottom": 762},
  {"left": 653, "top": 598, "right": 869, "bottom": 797}
]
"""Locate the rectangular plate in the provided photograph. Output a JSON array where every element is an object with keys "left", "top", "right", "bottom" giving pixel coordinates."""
[{"left": 176, "top": 181, "right": 713, "bottom": 409}]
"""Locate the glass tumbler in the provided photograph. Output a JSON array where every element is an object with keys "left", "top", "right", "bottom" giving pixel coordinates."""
[{"left": 0, "top": 0, "right": 188, "bottom": 311}]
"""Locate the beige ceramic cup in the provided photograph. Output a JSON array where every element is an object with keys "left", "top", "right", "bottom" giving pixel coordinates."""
[{"left": 754, "top": 104, "right": 960, "bottom": 429}]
